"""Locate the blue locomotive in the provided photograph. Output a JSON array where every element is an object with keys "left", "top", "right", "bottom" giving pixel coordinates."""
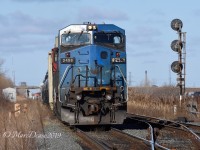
[{"left": 42, "top": 23, "right": 127, "bottom": 125}]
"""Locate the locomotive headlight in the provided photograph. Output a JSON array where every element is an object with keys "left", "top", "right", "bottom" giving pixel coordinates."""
[
  {"left": 106, "top": 94, "right": 112, "bottom": 100},
  {"left": 87, "top": 25, "right": 97, "bottom": 31},
  {"left": 76, "top": 95, "right": 82, "bottom": 100},
  {"left": 88, "top": 25, "right": 92, "bottom": 30},
  {"left": 93, "top": 25, "right": 97, "bottom": 30}
]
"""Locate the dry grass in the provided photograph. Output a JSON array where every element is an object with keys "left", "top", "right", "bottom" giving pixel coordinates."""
[
  {"left": 128, "top": 87, "right": 200, "bottom": 121},
  {"left": 0, "top": 96, "right": 53, "bottom": 150},
  {"left": 0, "top": 59, "right": 54, "bottom": 149}
]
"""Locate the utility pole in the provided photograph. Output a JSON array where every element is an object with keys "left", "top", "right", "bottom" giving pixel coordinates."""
[
  {"left": 145, "top": 70, "right": 148, "bottom": 87},
  {"left": 12, "top": 57, "right": 15, "bottom": 86},
  {"left": 169, "top": 65, "right": 171, "bottom": 86},
  {"left": 129, "top": 72, "right": 132, "bottom": 86}
]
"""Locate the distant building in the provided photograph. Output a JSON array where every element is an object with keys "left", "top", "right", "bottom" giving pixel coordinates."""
[
  {"left": 32, "top": 92, "right": 41, "bottom": 100},
  {"left": 2, "top": 87, "right": 16, "bottom": 102},
  {"left": 20, "top": 82, "right": 27, "bottom": 87},
  {"left": 17, "top": 88, "right": 27, "bottom": 97}
]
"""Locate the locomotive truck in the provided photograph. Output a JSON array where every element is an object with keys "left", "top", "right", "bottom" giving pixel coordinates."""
[{"left": 42, "top": 23, "right": 128, "bottom": 125}]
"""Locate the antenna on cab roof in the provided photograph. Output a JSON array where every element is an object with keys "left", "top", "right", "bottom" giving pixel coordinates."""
[{"left": 83, "top": 22, "right": 91, "bottom": 24}]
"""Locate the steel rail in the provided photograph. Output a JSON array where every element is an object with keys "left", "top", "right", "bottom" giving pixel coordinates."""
[
  {"left": 176, "top": 122, "right": 200, "bottom": 141},
  {"left": 110, "top": 127, "right": 156, "bottom": 150},
  {"left": 127, "top": 113, "right": 200, "bottom": 142},
  {"left": 77, "top": 126, "right": 155, "bottom": 150},
  {"left": 129, "top": 117, "right": 170, "bottom": 150},
  {"left": 181, "top": 122, "right": 200, "bottom": 137},
  {"left": 76, "top": 128, "right": 109, "bottom": 150},
  {"left": 111, "top": 127, "right": 155, "bottom": 149}
]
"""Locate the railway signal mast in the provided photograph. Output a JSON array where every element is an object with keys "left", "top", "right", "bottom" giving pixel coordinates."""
[{"left": 170, "top": 19, "right": 186, "bottom": 101}]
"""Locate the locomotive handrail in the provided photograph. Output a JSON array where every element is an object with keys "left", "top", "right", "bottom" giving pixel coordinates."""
[
  {"left": 115, "top": 65, "right": 128, "bottom": 102},
  {"left": 72, "top": 74, "right": 97, "bottom": 87},
  {"left": 58, "top": 65, "right": 72, "bottom": 103},
  {"left": 115, "top": 65, "right": 127, "bottom": 84}
]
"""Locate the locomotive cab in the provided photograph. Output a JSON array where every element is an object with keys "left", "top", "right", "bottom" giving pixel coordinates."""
[{"left": 46, "top": 23, "right": 127, "bottom": 125}]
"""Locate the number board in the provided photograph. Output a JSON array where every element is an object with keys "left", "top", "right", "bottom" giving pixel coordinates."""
[
  {"left": 61, "top": 58, "right": 75, "bottom": 64},
  {"left": 111, "top": 58, "right": 126, "bottom": 63}
]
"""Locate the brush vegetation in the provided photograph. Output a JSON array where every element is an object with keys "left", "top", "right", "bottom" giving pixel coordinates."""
[
  {"left": 128, "top": 87, "right": 200, "bottom": 121},
  {"left": 0, "top": 96, "right": 52, "bottom": 149},
  {"left": 0, "top": 59, "right": 52, "bottom": 149}
]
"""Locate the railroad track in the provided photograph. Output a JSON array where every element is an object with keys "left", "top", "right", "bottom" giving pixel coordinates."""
[
  {"left": 127, "top": 113, "right": 200, "bottom": 149},
  {"left": 75, "top": 123, "right": 175, "bottom": 150},
  {"left": 76, "top": 126, "right": 153, "bottom": 150},
  {"left": 75, "top": 113, "right": 200, "bottom": 149},
  {"left": 181, "top": 122, "right": 200, "bottom": 136}
]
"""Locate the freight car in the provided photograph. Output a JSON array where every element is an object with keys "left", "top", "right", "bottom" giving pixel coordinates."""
[{"left": 42, "top": 23, "right": 128, "bottom": 125}]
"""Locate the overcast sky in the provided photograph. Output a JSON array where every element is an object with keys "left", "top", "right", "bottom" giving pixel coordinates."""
[{"left": 1, "top": 0, "right": 200, "bottom": 87}]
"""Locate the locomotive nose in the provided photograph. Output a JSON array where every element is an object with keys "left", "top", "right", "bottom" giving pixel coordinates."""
[{"left": 90, "top": 47, "right": 111, "bottom": 86}]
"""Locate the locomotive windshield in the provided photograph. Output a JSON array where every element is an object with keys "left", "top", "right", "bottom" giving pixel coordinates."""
[
  {"left": 61, "top": 33, "right": 91, "bottom": 46},
  {"left": 94, "top": 32, "right": 125, "bottom": 50}
]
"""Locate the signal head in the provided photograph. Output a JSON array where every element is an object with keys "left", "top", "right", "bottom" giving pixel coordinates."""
[
  {"left": 171, "top": 61, "right": 183, "bottom": 73},
  {"left": 171, "top": 40, "right": 182, "bottom": 52},
  {"left": 171, "top": 19, "right": 183, "bottom": 31}
]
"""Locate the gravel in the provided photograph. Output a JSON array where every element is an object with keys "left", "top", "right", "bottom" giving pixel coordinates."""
[
  {"left": 123, "top": 129, "right": 148, "bottom": 139},
  {"left": 36, "top": 118, "right": 82, "bottom": 150}
]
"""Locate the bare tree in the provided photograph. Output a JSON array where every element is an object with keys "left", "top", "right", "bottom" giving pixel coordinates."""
[
  {"left": 0, "top": 59, "right": 4, "bottom": 76},
  {"left": 0, "top": 58, "right": 13, "bottom": 90}
]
